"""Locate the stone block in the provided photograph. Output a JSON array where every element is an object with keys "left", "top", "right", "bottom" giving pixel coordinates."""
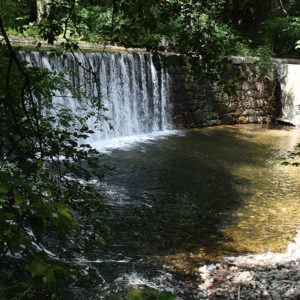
[
  {"left": 249, "top": 98, "right": 256, "bottom": 108},
  {"left": 259, "top": 109, "right": 265, "bottom": 116},
  {"left": 207, "top": 120, "right": 217, "bottom": 126},
  {"left": 212, "top": 112, "right": 219, "bottom": 119},
  {"left": 221, "top": 114, "right": 234, "bottom": 125},
  {"left": 234, "top": 110, "right": 242, "bottom": 117},
  {"left": 249, "top": 109, "right": 256, "bottom": 115},
  {"left": 169, "top": 56, "right": 279, "bottom": 130},
  {"left": 256, "top": 82, "right": 264, "bottom": 93},
  {"left": 238, "top": 116, "right": 247, "bottom": 123},
  {"left": 242, "top": 109, "right": 250, "bottom": 116},
  {"left": 242, "top": 81, "right": 250, "bottom": 90},
  {"left": 174, "top": 115, "right": 183, "bottom": 125},
  {"left": 229, "top": 103, "right": 237, "bottom": 111},
  {"left": 248, "top": 116, "right": 257, "bottom": 123},
  {"left": 217, "top": 104, "right": 227, "bottom": 113},
  {"left": 247, "top": 90, "right": 255, "bottom": 97},
  {"left": 184, "top": 112, "right": 194, "bottom": 124},
  {"left": 257, "top": 100, "right": 264, "bottom": 108}
]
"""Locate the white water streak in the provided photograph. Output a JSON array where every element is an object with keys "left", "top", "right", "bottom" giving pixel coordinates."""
[
  {"left": 278, "top": 63, "right": 300, "bottom": 126},
  {"left": 21, "top": 51, "right": 174, "bottom": 144}
]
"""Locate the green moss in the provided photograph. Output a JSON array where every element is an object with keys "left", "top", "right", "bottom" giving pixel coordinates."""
[{"left": 8, "top": 37, "right": 151, "bottom": 54}]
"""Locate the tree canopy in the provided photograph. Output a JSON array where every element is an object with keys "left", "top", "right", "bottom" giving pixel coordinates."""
[{"left": 2, "top": 0, "right": 300, "bottom": 56}]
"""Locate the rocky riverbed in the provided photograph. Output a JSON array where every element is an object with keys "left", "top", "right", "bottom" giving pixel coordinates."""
[
  {"left": 114, "top": 232, "right": 300, "bottom": 299},
  {"left": 197, "top": 232, "right": 300, "bottom": 299}
]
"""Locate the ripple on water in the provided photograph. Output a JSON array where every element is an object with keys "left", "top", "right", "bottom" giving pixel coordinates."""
[{"left": 60, "top": 125, "right": 300, "bottom": 297}]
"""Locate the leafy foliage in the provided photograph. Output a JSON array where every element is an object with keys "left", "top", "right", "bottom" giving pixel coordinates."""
[
  {"left": 0, "top": 4, "right": 109, "bottom": 296},
  {"left": 0, "top": 0, "right": 36, "bottom": 30},
  {"left": 260, "top": 16, "right": 300, "bottom": 57},
  {"left": 255, "top": 46, "right": 276, "bottom": 78},
  {"left": 122, "top": 286, "right": 177, "bottom": 300},
  {"left": 222, "top": 0, "right": 300, "bottom": 57}
]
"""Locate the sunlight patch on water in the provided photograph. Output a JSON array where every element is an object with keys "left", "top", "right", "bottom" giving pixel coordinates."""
[{"left": 158, "top": 125, "right": 300, "bottom": 274}]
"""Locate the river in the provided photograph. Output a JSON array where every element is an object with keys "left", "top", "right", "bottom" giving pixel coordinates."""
[{"left": 54, "top": 124, "right": 300, "bottom": 299}]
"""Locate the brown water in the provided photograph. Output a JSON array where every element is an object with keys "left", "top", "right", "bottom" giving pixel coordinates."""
[
  {"left": 56, "top": 124, "right": 300, "bottom": 298},
  {"left": 159, "top": 125, "right": 300, "bottom": 274}
]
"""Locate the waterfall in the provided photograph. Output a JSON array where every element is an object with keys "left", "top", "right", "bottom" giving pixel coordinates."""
[
  {"left": 20, "top": 51, "right": 173, "bottom": 143},
  {"left": 278, "top": 62, "right": 300, "bottom": 126}
]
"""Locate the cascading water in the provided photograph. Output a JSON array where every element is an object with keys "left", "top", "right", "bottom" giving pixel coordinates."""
[
  {"left": 277, "top": 62, "right": 300, "bottom": 126},
  {"left": 21, "top": 51, "right": 173, "bottom": 145}
]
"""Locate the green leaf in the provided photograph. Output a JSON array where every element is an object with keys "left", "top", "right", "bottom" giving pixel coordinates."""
[
  {"left": 96, "top": 236, "right": 106, "bottom": 246},
  {"left": 0, "top": 183, "right": 10, "bottom": 194},
  {"left": 158, "top": 291, "right": 177, "bottom": 300},
  {"left": 43, "top": 269, "right": 56, "bottom": 292},
  {"left": 26, "top": 260, "right": 48, "bottom": 278},
  {"left": 28, "top": 215, "right": 44, "bottom": 240},
  {"left": 126, "top": 286, "right": 177, "bottom": 300},
  {"left": 127, "top": 289, "right": 144, "bottom": 300},
  {"left": 49, "top": 52, "right": 56, "bottom": 59},
  {"left": 53, "top": 266, "right": 73, "bottom": 281},
  {"left": 1, "top": 283, "right": 28, "bottom": 300},
  {"left": 59, "top": 207, "right": 76, "bottom": 229},
  {"left": 13, "top": 188, "right": 23, "bottom": 206}
]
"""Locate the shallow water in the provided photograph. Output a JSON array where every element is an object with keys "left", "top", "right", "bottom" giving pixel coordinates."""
[{"left": 61, "top": 124, "right": 300, "bottom": 298}]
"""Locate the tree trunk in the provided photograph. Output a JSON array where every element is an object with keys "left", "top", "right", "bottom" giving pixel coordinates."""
[{"left": 36, "top": 0, "right": 50, "bottom": 23}]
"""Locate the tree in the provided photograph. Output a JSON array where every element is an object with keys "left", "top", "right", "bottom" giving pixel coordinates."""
[
  {"left": 221, "top": 0, "right": 300, "bottom": 56},
  {"left": 36, "top": 0, "right": 50, "bottom": 23},
  {"left": 0, "top": 1, "right": 109, "bottom": 297}
]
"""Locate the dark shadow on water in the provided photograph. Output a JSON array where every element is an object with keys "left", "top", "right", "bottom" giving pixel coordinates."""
[{"left": 89, "top": 126, "right": 288, "bottom": 276}]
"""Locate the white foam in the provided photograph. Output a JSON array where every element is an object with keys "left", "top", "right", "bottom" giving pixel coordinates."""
[
  {"left": 74, "top": 258, "right": 130, "bottom": 265},
  {"left": 91, "top": 130, "right": 183, "bottom": 153},
  {"left": 114, "top": 271, "right": 176, "bottom": 293},
  {"left": 278, "top": 63, "right": 300, "bottom": 125}
]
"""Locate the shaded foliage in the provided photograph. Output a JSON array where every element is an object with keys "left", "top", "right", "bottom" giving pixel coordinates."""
[
  {"left": 0, "top": 2, "right": 110, "bottom": 297},
  {"left": 123, "top": 286, "right": 177, "bottom": 300},
  {"left": 223, "top": 0, "right": 300, "bottom": 57}
]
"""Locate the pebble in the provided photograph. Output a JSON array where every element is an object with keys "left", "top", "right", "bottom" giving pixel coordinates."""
[
  {"left": 197, "top": 232, "right": 300, "bottom": 299},
  {"left": 275, "top": 273, "right": 288, "bottom": 280},
  {"left": 263, "top": 290, "right": 270, "bottom": 296}
]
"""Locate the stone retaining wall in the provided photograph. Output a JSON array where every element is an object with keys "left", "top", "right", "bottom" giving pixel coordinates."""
[{"left": 166, "top": 55, "right": 280, "bottom": 128}]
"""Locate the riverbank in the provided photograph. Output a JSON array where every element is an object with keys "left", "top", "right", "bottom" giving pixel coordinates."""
[
  {"left": 197, "top": 232, "right": 300, "bottom": 299},
  {"left": 1, "top": 36, "right": 151, "bottom": 54}
]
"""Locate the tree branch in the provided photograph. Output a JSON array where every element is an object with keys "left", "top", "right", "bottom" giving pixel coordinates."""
[
  {"left": 0, "top": 11, "right": 43, "bottom": 156},
  {"left": 279, "top": 0, "right": 288, "bottom": 16}
]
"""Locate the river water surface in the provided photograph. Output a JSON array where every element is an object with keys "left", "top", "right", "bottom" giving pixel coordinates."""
[{"left": 61, "top": 124, "right": 300, "bottom": 299}]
